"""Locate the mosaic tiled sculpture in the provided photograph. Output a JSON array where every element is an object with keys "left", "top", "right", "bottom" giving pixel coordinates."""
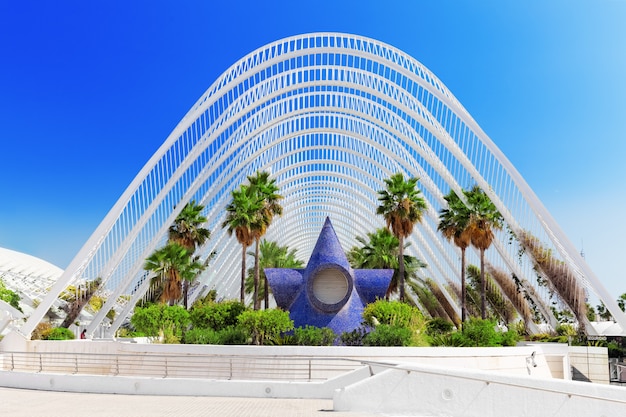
[{"left": 265, "top": 217, "right": 393, "bottom": 336}]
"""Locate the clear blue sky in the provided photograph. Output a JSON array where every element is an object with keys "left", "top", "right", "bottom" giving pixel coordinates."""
[{"left": 1, "top": 1, "right": 625, "bottom": 301}]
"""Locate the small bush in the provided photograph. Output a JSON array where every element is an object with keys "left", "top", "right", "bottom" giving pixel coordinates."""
[
  {"left": 131, "top": 304, "right": 190, "bottom": 340},
  {"left": 237, "top": 309, "right": 294, "bottom": 345},
  {"left": 184, "top": 326, "right": 249, "bottom": 345},
  {"left": 500, "top": 328, "right": 520, "bottom": 346},
  {"left": 363, "top": 300, "right": 420, "bottom": 328},
  {"left": 460, "top": 318, "right": 502, "bottom": 346},
  {"left": 441, "top": 318, "right": 519, "bottom": 347},
  {"left": 528, "top": 332, "right": 552, "bottom": 342},
  {"left": 340, "top": 328, "right": 368, "bottom": 346},
  {"left": 0, "top": 279, "right": 22, "bottom": 312},
  {"left": 161, "top": 324, "right": 181, "bottom": 344},
  {"left": 219, "top": 326, "right": 249, "bottom": 345},
  {"left": 32, "top": 322, "right": 53, "bottom": 340},
  {"left": 293, "top": 326, "right": 336, "bottom": 346},
  {"left": 556, "top": 324, "right": 577, "bottom": 337},
  {"left": 46, "top": 327, "right": 75, "bottom": 340},
  {"left": 426, "top": 317, "right": 454, "bottom": 336},
  {"left": 190, "top": 300, "right": 246, "bottom": 331},
  {"left": 116, "top": 328, "right": 146, "bottom": 338},
  {"left": 184, "top": 328, "right": 222, "bottom": 344},
  {"left": 363, "top": 300, "right": 428, "bottom": 346},
  {"left": 364, "top": 324, "right": 412, "bottom": 346}
]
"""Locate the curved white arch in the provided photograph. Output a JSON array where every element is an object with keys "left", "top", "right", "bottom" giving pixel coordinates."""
[{"left": 19, "top": 32, "right": 625, "bottom": 337}]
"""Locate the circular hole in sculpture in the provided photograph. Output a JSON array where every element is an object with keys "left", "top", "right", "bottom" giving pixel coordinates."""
[{"left": 312, "top": 268, "right": 349, "bottom": 305}]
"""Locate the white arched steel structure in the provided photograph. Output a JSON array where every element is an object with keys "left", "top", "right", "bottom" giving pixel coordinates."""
[{"left": 19, "top": 32, "right": 625, "bottom": 338}]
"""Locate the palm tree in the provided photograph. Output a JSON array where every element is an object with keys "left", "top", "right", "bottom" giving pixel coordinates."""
[
  {"left": 245, "top": 239, "right": 303, "bottom": 307},
  {"left": 144, "top": 242, "right": 193, "bottom": 305},
  {"left": 465, "top": 186, "right": 503, "bottom": 319},
  {"left": 169, "top": 200, "right": 211, "bottom": 308},
  {"left": 222, "top": 184, "right": 261, "bottom": 304},
  {"left": 348, "top": 228, "right": 399, "bottom": 271},
  {"left": 376, "top": 173, "right": 427, "bottom": 302},
  {"left": 247, "top": 171, "right": 283, "bottom": 310},
  {"left": 60, "top": 278, "right": 102, "bottom": 328},
  {"left": 348, "top": 227, "right": 426, "bottom": 300},
  {"left": 169, "top": 200, "right": 211, "bottom": 251},
  {"left": 438, "top": 189, "right": 472, "bottom": 323}
]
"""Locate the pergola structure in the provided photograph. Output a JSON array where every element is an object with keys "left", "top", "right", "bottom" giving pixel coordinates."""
[{"left": 17, "top": 32, "right": 626, "bottom": 338}]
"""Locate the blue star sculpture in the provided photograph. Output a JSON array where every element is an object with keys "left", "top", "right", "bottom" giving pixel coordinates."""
[{"left": 265, "top": 217, "right": 393, "bottom": 337}]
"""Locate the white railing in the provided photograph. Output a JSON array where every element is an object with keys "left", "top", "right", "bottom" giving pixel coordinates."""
[{"left": 1, "top": 351, "right": 362, "bottom": 382}]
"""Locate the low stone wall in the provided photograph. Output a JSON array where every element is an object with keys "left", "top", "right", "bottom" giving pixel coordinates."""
[
  {"left": 333, "top": 362, "right": 626, "bottom": 417},
  {"left": 0, "top": 331, "right": 609, "bottom": 384}
]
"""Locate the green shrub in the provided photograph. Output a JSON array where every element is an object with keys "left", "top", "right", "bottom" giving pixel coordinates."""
[
  {"left": 161, "top": 323, "right": 181, "bottom": 344},
  {"left": 184, "top": 328, "right": 222, "bottom": 344},
  {"left": 131, "top": 304, "right": 190, "bottom": 341},
  {"left": 426, "top": 317, "right": 454, "bottom": 336},
  {"left": 278, "top": 334, "right": 297, "bottom": 345},
  {"left": 428, "top": 332, "right": 456, "bottom": 347},
  {"left": 184, "top": 326, "right": 249, "bottom": 345},
  {"left": 556, "top": 324, "right": 577, "bottom": 336},
  {"left": 363, "top": 300, "right": 420, "bottom": 328},
  {"left": 116, "top": 328, "right": 146, "bottom": 338},
  {"left": 45, "top": 327, "right": 75, "bottom": 340},
  {"left": 218, "top": 326, "right": 249, "bottom": 345},
  {"left": 364, "top": 324, "right": 412, "bottom": 346},
  {"left": 293, "top": 326, "right": 336, "bottom": 346},
  {"left": 340, "top": 328, "right": 367, "bottom": 346},
  {"left": 500, "top": 328, "right": 520, "bottom": 346},
  {"left": 237, "top": 309, "right": 294, "bottom": 345},
  {"left": 363, "top": 300, "right": 428, "bottom": 346},
  {"left": 32, "top": 322, "right": 53, "bottom": 340},
  {"left": 190, "top": 300, "right": 246, "bottom": 330},
  {"left": 528, "top": 332, "right": 552, "bottom": 342},
  {"left": 461, "top": 318, "right": 503, "bottom": 346},
  {"left": 438, "top": 318, "right": 519, "bottom": 347},
  {"left": 0, "top": 279, "right": 22, "bottom": 312}
]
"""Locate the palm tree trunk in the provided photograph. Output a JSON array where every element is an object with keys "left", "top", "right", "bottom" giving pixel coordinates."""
[
  {"left": 480, "top": 249, "right": 486, "bottom": 319},
  {"left": 461, "top": 247, "right": 466, "bottom": 324},
  {"left": 253, "top": 238, "right": 260, "bottom": 310},
  {"left": 61, "top": 283, "right": 99, "bottom": 328},
  {"left": 264, "top": 276, "right": 269, "bottom": 309},
  {"left": 183, "top": 280, "right": 189, "bottom": 310},
  {"left": 398, "top": 236, "right": 405, "bottom": 302},
  {"left": 240, "top": 244, "right": 247, "bottom": 304}
]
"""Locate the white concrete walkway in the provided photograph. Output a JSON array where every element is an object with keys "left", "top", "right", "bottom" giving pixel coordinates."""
[{"left": 0, "top": 387, "right": 380, "bottom": 417}]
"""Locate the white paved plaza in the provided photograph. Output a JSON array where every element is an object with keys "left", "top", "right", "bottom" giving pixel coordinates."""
[{"left": 0, "top": 387, "right": 379, "bottom": 417}]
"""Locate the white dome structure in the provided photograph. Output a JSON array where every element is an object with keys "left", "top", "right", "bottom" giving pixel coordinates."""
[
  {"left": 0, "top": 247, "right": 63, "bottom": 333},
  {"left": 0, "top": 247, "right": 63, "bottom": 310}
]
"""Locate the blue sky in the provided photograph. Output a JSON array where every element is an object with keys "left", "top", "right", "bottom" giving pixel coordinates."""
[{"left": 1, "top": 1, "right": 625, "bottom": 301}]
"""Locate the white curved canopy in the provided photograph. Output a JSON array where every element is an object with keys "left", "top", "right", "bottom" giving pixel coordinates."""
[
  {"left": 18, "top": 32, "right": 626, "bottom": 337},
  {"left": 0, "top": 247, "right": 63, "bottom": 308}
]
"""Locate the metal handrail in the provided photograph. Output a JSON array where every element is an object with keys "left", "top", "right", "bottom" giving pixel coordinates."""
[{"left": 1, "top": 351, "right": 363, "bottom": 382}]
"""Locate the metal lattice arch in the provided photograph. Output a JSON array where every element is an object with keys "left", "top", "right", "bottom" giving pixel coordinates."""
[{"left": 20, "top": 32, "right": 626, "bottom": 338}]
